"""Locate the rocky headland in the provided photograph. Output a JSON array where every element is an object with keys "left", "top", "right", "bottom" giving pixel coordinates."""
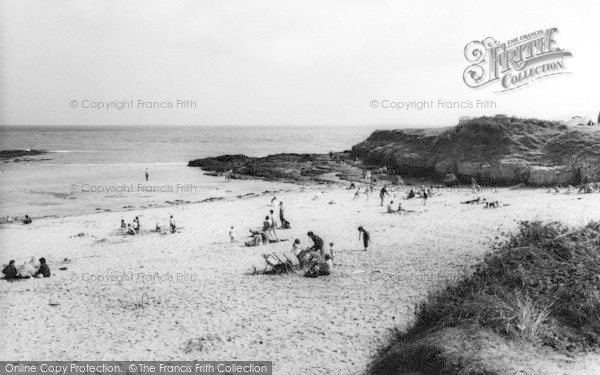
[{"left": 189, "top": 116, "right": 600, "bottom": 186}]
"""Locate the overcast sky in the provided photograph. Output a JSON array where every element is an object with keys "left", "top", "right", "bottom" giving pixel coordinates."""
[{"left": 0, "top": 0, "right": 598, "bottom": 126}]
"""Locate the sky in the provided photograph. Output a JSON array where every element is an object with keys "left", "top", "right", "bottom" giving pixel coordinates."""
[{"left": 0, "top": 0, "right": 599, "bottom": 127}]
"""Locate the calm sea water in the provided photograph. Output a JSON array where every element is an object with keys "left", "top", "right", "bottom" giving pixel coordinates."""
[
  {"left": 0, "top": 126, "right": 377, "bottom": 218},
  {"left": 0, "top": 126, "right": 375, "bottom": 165}
]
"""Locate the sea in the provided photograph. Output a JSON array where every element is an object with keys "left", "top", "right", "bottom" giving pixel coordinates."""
[{"left": 0, "top": 126, "right": 377, "bottom": 219}]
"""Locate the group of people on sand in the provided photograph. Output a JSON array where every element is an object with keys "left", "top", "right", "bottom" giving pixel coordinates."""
[
  {"left": 547, "top": 180, "right": 600, "bottom": 195},
  {"left": 120, "top": 215, "right": 177, "bottom": 235},
  {"left": 2, "top": 257, "right": 50, "bottom": 280},
  {"left": 245, "top": 199, "right": 289, "bottom": 246}
]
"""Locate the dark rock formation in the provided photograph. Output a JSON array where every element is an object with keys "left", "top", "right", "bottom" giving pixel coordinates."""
[
  {"left": 188, "top": 151, "right": 364, "bottom": 183},
  {"left": 352, "top": 115, "right": 600, "bottom": 186},
  {"left": 0, "top": 149, "right": 47, "bottom": 161}
]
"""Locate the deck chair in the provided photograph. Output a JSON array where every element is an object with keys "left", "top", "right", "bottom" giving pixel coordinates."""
[{"left": 261, "top": 253, "right": 293, "bottom": 274}]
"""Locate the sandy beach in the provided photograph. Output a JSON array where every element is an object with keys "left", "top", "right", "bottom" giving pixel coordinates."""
[{"left": 1, "top": 180, "right": 599, "bottom": 374}]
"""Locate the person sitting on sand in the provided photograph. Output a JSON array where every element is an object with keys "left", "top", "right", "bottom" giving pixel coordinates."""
[
  {"left": 307, "top": 231, "right": 324, "bottom": 256},
  {"left": 17, "top": 257, "right": 38, "bottom": 277},
  {"left": 22, "top": 215, "right": 32, "bottom": 224},
  {"left": 34, "top": 257, "right": 51, "bottom": 278},
  {"left": 405, "top": 189, "right": 415, "bottom": 199},
  {"left": 270, "top": 196, "right": 278, "bottom": 206},
  {"left": 321, "top": 254, "right": 333, "bottom": 275},
  {"left": 169, "top": 215, "right": 176, "bottom": 233},
  {"left": 120, "top": 219, "right": 126, "bottom": 230},
  {"left": 2, "top": 260, "right": 18, "bottom": 279},
  {"left": 386, "top": 200, "right": 395, "bottom": 213},
  {"left": 292, "top": 239, "right": 310, "bottom": 266},
  {"left": 126, "top": 223, "right": 135, "bottom": 235},
  {"left": 229, "top": 226, "right": 235, "bottom": 243},
  {"left": 304, "top": 250, "right": 324, "bottom": 277},
  {"left": 358, "top": 226, "right": 370, "bottom": 251},
  {"left": 155, "top": 222, "right": 162, "bottom": 233},
  {"left": 245, "top": 231, "right": 263, "bottom": 247},
  {"left": 349, "top": 182, "right": 356, "bottom": 189}
]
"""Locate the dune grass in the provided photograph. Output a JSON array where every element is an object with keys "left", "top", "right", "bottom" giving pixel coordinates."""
[{"left": 369, "top": 220, "right": 600, "bottom": 374}]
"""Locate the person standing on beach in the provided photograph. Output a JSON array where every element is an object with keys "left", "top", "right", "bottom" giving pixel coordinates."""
[
  {"left": 379, "top": 185, "right": 390, "bottom": 206},
  {"left": 169, "top": 215, "right": 176, "bottom": 233},
  {"left": 134, "top": 216, "right": 140, "bottom": 232},
  {"left": 268, "top": 210, "right": 278, "bottom": 238},
  {"left": 229, "top": 226, "right": 235, "bottom": 243},
  {"left": 145, "top": 168, "right": 149, "bottom": 181},
  {"left": 279, "top": 201, "right": 285, "bottom": 224},
  {"left": 358, "top": 226, "right": 370, "bottom": 251},
  {"left": 307, "top": 231, "right": 324, "bottom": 256}
]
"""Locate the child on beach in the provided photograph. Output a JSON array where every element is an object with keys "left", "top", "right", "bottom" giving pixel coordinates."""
[
  {"left": 120, "top": 219, "right": 126, "bottom": 230},
  {"left": 155, "top": 222, "right": 162, "bottom": 232},
  {"left": 358, "top": 226, "right": 370, "bottom": 251},
  {"left": 229, "top": 226, "right": 235, "bottom": 243},
  {"left": 329, "top": 242, "right": 335, "bottom": 261},
  {"left": 126, "top": 224, "right": 135, "bottom": 235}
]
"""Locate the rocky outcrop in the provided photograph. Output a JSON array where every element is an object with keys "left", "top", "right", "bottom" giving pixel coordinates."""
[
  {"left": 188, "top": 151, "right": 363, "bottom": 183},
  {"left": 0, "top": 149, "right": 47, "bottom": 161},
  {"left": 352, "top": 115, "right": 600, "bottom": 186}
]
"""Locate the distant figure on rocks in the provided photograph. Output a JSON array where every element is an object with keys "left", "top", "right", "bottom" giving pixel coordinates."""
[
  {"left": 145, "top": 168, "right": 149, "bottom": 181},
  {"left": 22, "top": 215, "right": 32, "bottom": 224},
  {"left": 2, "top": 260, "right": 18, "bottom": 279},
  {"left": 380, "top": 185, "right": 390, "bottom": 206},
  {"left": 34, "top": 258, "right": 51, "bottom": 278},
  {"left": 169, "top": 215, "right": 176, "bottom": 233},
  {"left": 229, "top": 226, "right": 235, "bottom": 243},
  {"left": 358, "top": 226, "right": 370, "bottom": 251},
  {"left": 307, "top": 231, "right": 324, "bottom": 256}
]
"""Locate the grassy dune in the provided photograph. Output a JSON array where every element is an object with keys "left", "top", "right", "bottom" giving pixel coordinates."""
[{"left": 369, "top": 221, "right": 600, "bottom": 374}]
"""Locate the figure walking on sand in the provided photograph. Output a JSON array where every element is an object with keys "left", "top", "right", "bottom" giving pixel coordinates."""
[
  {"left": 358, "top": 226, "right": 370, "bottom": 251},
  {"left": 380, "top": 185, "right": 390, "bottom": 206},
  {"left": 145, "top": 168, "right": 149, "bottom": 181}
]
